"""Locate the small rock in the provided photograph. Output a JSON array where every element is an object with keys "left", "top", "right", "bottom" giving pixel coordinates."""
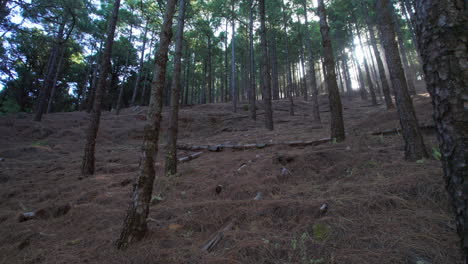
[
  {"left": 151, "top": 195, "right": 164, "bottom": 205},
  {"left": 281, "top": 167, "right": 292, "bottom": 176},
  {"left": 215, "top": 185, "right": 223, "bottom": 195},
  {"left": 254, "top": 192, "right": 262, "bottom": 201},
  {"left": 0, "top": 157, "right": 4, "bottom": 162},
  {"left": 406, "top": 255, "right": 432, "bottom": 264},
  {"left": 18, "top": 212, "right": 36, "bottom": 222},
  {"left": 345, "top": 146, "right": 351, "bottom": 151}
]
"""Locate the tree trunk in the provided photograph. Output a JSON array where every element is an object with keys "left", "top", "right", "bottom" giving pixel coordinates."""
[
  {"left": 131, "top": 20, "right": 149, "bottom": 106},
  {"left": 116, "top": 25, "right": 134, "bottom": 115},
  {"left": 224, "top": 19, "right": 229, "bottom": 103},
  {"left": 34, "top": 22, "right": 65, "bottom": 121},
  {"left": 367, "top": 22, "right": 394, "bottom": 109},
  {"left": 376, "top": 0, "right": 428, "bottom": 161},
  {"left": 231, "top": 7, "right": 237, "bottom": 112},
  {"left": 207, "top": 34, "right": 212, "bottom": 103},
  {"left": 392, "top": 8, "right": 417, "bottom": 95},
  {"left": 413, "top": 0, "right": 468, "bottom": 259},
  {"left": 317, "top": 0, "right": 345, "bottom": 142},
  {"left": 46, "top": 45, "right": 66, "bottom": 113},
  {"left": 165, "top": 0, "right": 187, "bottom": 176},
  {"left": 354, "top": 23, "right": 377, "bottom": 105},
  {"left": 81, "top": 0, "right": 121, "bottom": 176},
  {"left": 248, "top": 0, "right": 256, "bottom": 120},
  {"left": 115, "top": 0, "right": 177, "bottom": 249},
  {"left": 341, "top": 50, "right": 353, "bottom": 97},
  {"left": 269, "top": 32, "right": 280, "bottom": 100},
  {"left": 349, "top": 28, "right": 368, "bottom": 101},
  {"left": 281, "top": 2, "right": 294, "bottom": 116},
  {"left": 259, "top": 0, "right": 273, "bottom": 131},
  {"left": 301, "top": 0, "right": 320, "bottom": 122}
]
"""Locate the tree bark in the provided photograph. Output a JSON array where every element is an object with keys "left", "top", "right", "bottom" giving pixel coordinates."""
[
  {"left": 259, "top": 0, "right": 273, "bottom": 131},
  {"left": 116, "top": 25, "right": 134, "bottom": 115},
  {"left": 376, "top": 0, "right": 428, "bottom": 161},
  {"left": 115, "top": 0, "right": 177, "bottom": 249},
  {"left": 301, "top": 0, "right": 320, "bottom": 122},
  {"left": 165, "top": 0, "right": 187, "bottom": 176},
  {"left": 317, "top": 0, "right": 345, "bottom": 142},
  {"left": 413, "top": 0, "right": 468, "bottom": 259},
  {"left": 81, "top": 0, "right": 121, "bottom": 176}
]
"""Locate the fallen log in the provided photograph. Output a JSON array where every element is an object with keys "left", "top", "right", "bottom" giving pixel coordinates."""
[
  {"left": 178, "top": 138, "right": 331, "bottom": 152},
  {"left": 178, "top": 152, "right": 203, "bottom": 163},
  {"left": 371, "top": 124, "right": 435, "bottom": 136}
]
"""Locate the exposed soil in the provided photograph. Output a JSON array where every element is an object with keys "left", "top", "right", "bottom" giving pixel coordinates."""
[{"left": 0, "top": 92, "right": 462, "bottom": 264}]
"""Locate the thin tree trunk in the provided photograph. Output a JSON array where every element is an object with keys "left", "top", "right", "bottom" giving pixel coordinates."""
[
  {"left": 269, "top": 32, "right": 280, "bottom": 100},
  {"left": 46, "top": 45, "right": 66, "bottom": 113},
  {"left": 354, "top": 23, "right": 377, "bottom": 105},
  {"left": 376, "top": 0, "right": 428, "bottom": 161},
  {"left": 301, "top": 0, "right": 320, "bottom": 121},
  {"left": 413, "top": 0, "right": 468, "bottom": 259},
  {"left": 248, "top": 0, "right": 256, "bottom": 120},
  {"left": 317, "top": 0, "right": 345, "bottom": 142},
  {"left": 392, "top": 8, "right": 417, "bottom": 95},
  {"left": 81, "top": 0, "right": 120, "bottom": 176},
  {"left": 231, "top": 7, "right": 237, "bottom": 112},
  {"left": 131, "top": 20, "right": 149, "bottom": 106},
  {"left": 259, "top": 0, "right": 273, "bottom": 131},
  {"left": 366, "top": 22, "right": 394, "bottom": 109},
  {"left": 224, "top": 19, "right": 229, "bottom": 103},
  {"left": 207, "top": 35, "right": 212, "bottom": 103},
  {"left": 116, "top": 25, "right": 134, "bottom": 115},
  {"left": 165, "top": 0, "right": 187, "bottom": 176},
  {"left": 116, "top": 0, "right": 177, "bottom": 249},
  {"left": 281, "top": 2, "right": 294, "bottom": 116},
  {"left": 34, "top": 22, "right": 65, "bottom": 121}
]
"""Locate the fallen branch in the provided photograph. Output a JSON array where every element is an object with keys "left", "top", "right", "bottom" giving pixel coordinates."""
[{"left": 201, "top": 221, "right": 234, "bottom": 252}]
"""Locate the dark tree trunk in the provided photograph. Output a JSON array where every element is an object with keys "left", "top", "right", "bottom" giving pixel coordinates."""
[
  {"left": 281, "top": 2, "right": 294, "bottom": 116},
  {"left": 376, "top": 0, "right": 428, "bottom": 161},
  {"left": 207, "top": 35, "right": 212, "bottom": 103},
  {"left": 301, "top": 0, "right": 320, "bottom": 122},
  {"left": 34, "top": 22, "right": 65, "bottom": 121},
  {"left": 248, "top": 0, "right": 256, "bottom": 120},
  {"left": 81, "top": 0, "right": 121, "bottom": 176},
  {"left": 392, "top": 8, "right": 417, "bottom": 95},
  {"left": 367, "top": 22, "right": 394, "bottom": 109},
  {"left": 231, "top": 7, "right": 237, "bottom": 112},
  {"left": 317, "top": 0, "right": 345, "bottom": 142},
  {"left": 269, "top": 32, "right": 280, "bottom": 100},
  {"left": 341, "top": 50, "right": 353, "bottom": 97},
  {"left": 259, "top": 0, "right": 273, "bottom": 131},
  {"left": 165, "top": 0, "right": 187, "bottom": 176},
  {"left": 131, "top": 20, "right": 149, "bottom": 106},
  {"left": 414, "top": 0, "right": 468, "bottom": 259},
  {"left": 224, "top": 19, "right": 229, "bottom": 103},
  {"left": 116, "top": 26, "right": 134, "bottom": 115},
  {"left": 115, "top": 0, "right": 177, "bottom": 249},
  {"left": 46, "top": 45, "right": 66, "bottom": 113}
]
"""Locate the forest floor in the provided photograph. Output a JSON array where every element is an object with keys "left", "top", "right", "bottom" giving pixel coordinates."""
[{"left": 0, "top": 90, "right": 462, "bottom": 264}]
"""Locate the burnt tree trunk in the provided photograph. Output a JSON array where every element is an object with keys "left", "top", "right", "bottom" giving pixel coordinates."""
[
  {"left": 376, "top": 0, "right": 428, "bottom": 161},
  {"left": 259, "top": 0, "right": 274, "bottom": 131},
  {"left": 115, "top": 0, "right": 177, "bottom": 249},
  {"left": 165, "top": 0, "right": 187, "bottom": 176},
  {"left": 414, "top": 0, "right": 468, "bottom": 259},
  {"left": 81, "top": 0, "right": 121, "bottom": 176},
  {"left": 317, "top": 0, "right": 345, "bottom": 142}
]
